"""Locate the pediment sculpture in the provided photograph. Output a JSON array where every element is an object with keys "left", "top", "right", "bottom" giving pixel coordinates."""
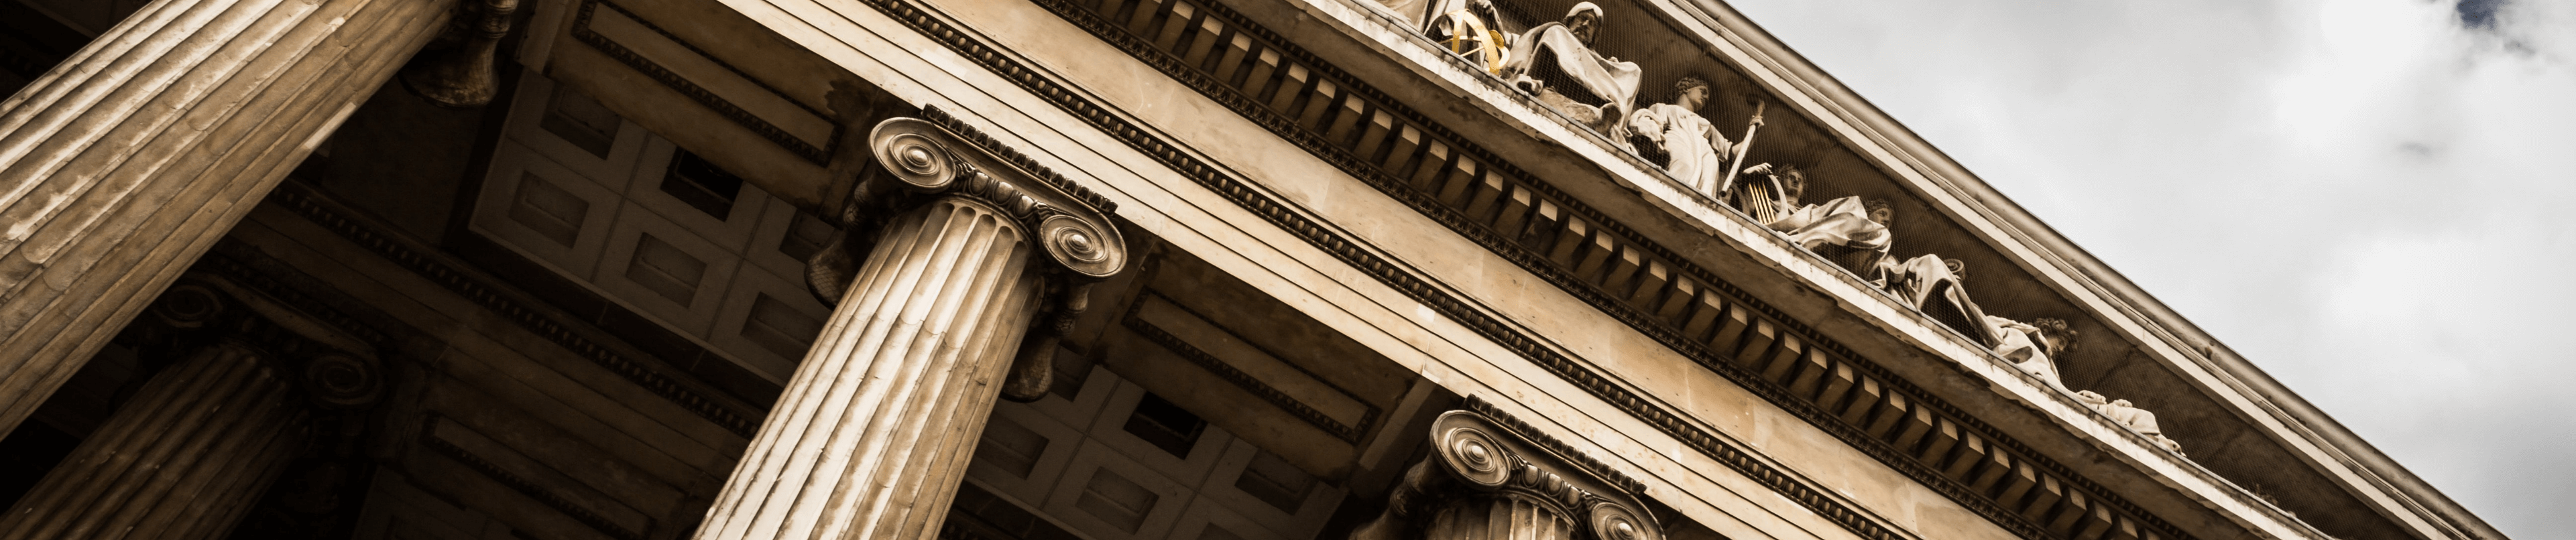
[
  {"left": 1629, "top": 76, "right": 1739, "bottom": 195},
  {"left": 2077, "top": 391, "right": 2184, "bottom": 455},
  {"left": 1410, "top": 0, "right": 1515, "bottom": 75},
  {"left": 1987, "top": 316, "right": 2075, "bottom": 390},
  {"left": 1871, "top": 255, "right": 1997, "bottom": 347},
  {"left": 1500, "top": 2, "right": 1642, "bottom": 139}
]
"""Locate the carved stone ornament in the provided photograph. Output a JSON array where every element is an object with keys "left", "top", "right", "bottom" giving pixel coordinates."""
[
  {"left": 2076, "top": 391, "right": 2182, "bottom": 455},
  {"left": 1354, "top": 409, "right": 1662, "bottom": 540},
  {"left": 805, "top": 112, "right": 1128, "bottom": 402},
  {"left": 402, "top": 0, "right": 522, "bottom": 107},
  {"left": 864, "top": 121, "right": 1128, "bottom": 277},
  {"left": 149, "top": 281, "right": 388, "bottom": 411}
]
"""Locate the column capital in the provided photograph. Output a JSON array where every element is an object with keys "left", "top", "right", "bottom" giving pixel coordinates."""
[
  {"left": 861, "top": 114, "right": 1128, "bottom": 279},
  {"left": 142, "top": 279, "right": 387, "bottom": 411},
  {"left": 800, "top": 108, "right": 1130, "bottom": 402},
  {"left": 1362, "top": 406, "right": 1665, "bottom": 540}
]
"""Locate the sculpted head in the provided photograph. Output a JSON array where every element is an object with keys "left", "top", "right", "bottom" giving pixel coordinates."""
[
  {"left": 1864, "top": 198, "right": 1893, "bottom": 228},
  {"left": 2032, "top": 318, "right": 2077, "bottom": 359},
  {"left": 1564, "top": 2, "right": 1604, "bottom": 44},
  {"left": 1672, "top": 76, "right": 1711, "bottom": 111},
  {"left": 1773, "top": 166, "right": 1807, "bottom": 201}
]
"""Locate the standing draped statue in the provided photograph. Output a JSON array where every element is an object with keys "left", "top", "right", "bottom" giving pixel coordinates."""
[
  {"left": 1501, "top": 2, "right": 1641, "bottom": 138},
  {"left": 1631, "top": 76, "right": 1734, "bottom": 195}
]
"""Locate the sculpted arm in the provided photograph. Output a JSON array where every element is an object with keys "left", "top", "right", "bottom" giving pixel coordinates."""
[
  {"left": 1628, "top": 107, "right": 1670, "bottom": 144},
  {"left": 1701, "top": 119, "right": 1732, "bottom": 159}
]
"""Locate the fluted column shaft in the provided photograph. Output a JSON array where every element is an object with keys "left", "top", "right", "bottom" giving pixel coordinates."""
[
  {"left": 0, "top": 0, "right": 460, "bottom": 435},
  {"left": 0, "top": 341, "right": 308, "bottom": 539},
  {"left": 697, "top": 197, "right": 1045, "bottom": 540}
]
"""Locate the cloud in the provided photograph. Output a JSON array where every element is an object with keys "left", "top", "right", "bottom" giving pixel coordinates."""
[{"left": 1721, "top": 0, "right": 2576, "bottom": 537}]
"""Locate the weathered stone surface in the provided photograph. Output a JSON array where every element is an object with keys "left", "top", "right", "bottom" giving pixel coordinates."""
[
  {"left": 0, "top": 0, "right": 457, "bottom": 436},
  {"left": 0, "top": 340, "right": 305, "bottom": 539},
  {"left": 692, "top": 117, "right": 1122, "bottom": 540}
]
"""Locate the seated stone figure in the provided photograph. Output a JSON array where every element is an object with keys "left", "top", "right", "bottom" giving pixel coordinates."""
[
  {"left": 1411, "top": 0, "right": 1513, "bottom": 75},
  {"left": 1730, "top": 163, "right": 1894, "bottom": 261},
  {"left": 1986, "top": 316, "right": 2074, "bottom": 389},
  {"left": 1725, "top": 162, "right": 1800, "bottom": 224},
  {"left": 1501, "top": 2, "right": 1641, "bottom": 137},
  {"left": 1871, "top": 255, "right": 1995, "bottom": 346},
  {"left": 1629, "top": 76, "right": 1733, "bottom": 194},
  {"left": 2076, "top": 391, "right": 2184, "bottom": 454}
]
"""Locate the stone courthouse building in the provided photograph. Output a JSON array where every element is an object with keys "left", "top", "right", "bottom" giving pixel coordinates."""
[{"left": 0, "top": 0, "right": 2510, "bottom": 538}]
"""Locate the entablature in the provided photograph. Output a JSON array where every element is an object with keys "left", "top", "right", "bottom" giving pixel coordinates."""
[
  {"left": 501, "top": 0, "right": 2493, "bottom": 539},
  {"left": 1171, "top": 1, "right": 2486, "bottom": 539},
  {"left": 951, "top": 1, "right": 2479, "bottom": 540},
  {"left": 988, "top": 2, "right": 2266, "bottom": 539}
]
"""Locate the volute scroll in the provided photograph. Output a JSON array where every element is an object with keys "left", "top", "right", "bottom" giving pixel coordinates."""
[
  {"left": 805, "top": 111, "right": 1128, "bottom": 403},
  {"left": 865, "top": 117, "right": 1128, "bottom": 279},
  {"left": 1357, "top": 409, "right": 1663, "bottom": 540}
]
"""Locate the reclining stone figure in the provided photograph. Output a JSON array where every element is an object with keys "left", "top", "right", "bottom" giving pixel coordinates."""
[{"left": 2077, "top": 391, "right": 2184, "bottom": 454}]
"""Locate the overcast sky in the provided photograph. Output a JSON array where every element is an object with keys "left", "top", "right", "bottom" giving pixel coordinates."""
[{"left": 1713, "top": 0, "right": 2575, "bottom": 537}]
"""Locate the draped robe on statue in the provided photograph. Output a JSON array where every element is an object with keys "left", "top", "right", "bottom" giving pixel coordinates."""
[
  {"left": 1380, "top": 0, "right": 1437, "bottom": 27},
  {"left": 1985, "top": 316, "right": 2064, "bottom": 389},
  {"left": 1503, "top": 22, "right": 1641, "bottom": 137},
  {"left": 1873, "top": 255, "right": 1995, "bottom": 346},
  {"left": 1767, "top": 196, "right": 1892, "bottom": 255},
  {"left": 1726, "top": 170, "right": 1891, "bottom": 272},
  {"left": 1629, "top": 103, "right": 1731, "bottom": 195},
  {"left": 2079, "top": 391, "right": 2185, "bottom": 453}
]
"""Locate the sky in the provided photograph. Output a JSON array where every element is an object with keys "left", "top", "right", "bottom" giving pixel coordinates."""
[{"left": 1714, "top": 0, "right": 2576, "bottom": 537}]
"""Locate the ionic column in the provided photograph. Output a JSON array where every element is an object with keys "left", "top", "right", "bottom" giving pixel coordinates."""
[
  {"left": 0, "top": 0, "right": 491, "bottom": 435},
  {"left": 0, "top": 282, "right": 382, "bottom": 539},
  {"left": 0, "top": 340, "right": 304, "bottom": 539},
  {"left": 1354, "top": 406, "right": 1665, "bottom": 540},
  {"left": 693, "top": 115, "right": 1126, "bottom": 540}
]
